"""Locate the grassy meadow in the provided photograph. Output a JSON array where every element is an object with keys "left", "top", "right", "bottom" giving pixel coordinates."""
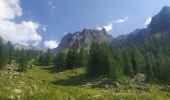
[{"left": 0, "top": 64, "right": 170, "bottom": 100}]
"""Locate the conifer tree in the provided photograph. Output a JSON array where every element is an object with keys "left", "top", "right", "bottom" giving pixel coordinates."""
[
  {"left": 145, "top": 53, "right": 155, "bottom": 82},
  {"left": 123, "top": 50, "right": 134, "bottom": 77},
  {"left": 131, "top": 47, "right": 144, "bottom": 74},
  {"left": 54, "top": 52, "right": 66, "bottom": 68},
  {"left": 79, "top": 47, "right": 87, "bottom": 66},
  {"left": 18, "top": 50, "right": 28, "bottom": 72}
]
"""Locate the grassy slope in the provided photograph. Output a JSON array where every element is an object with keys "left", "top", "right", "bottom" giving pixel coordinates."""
[{"left": 0, "top": 65, "right": 170, "bottom": 100}]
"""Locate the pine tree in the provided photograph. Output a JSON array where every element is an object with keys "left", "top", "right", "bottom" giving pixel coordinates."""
[
  {"left": 44, "top": 49, "right": 52, "bottom": 66},
  {"left": 54, "top": 52, "right": 66, "bottom": 69},
  {"left": 18, "top": 50, "right": 28, "bottom": 72},
  {"left": 66, "top": 49, "right": 79, "bottom": 69},
  {"left": 78, "top": 47, "right": 87, "bottom": 66},
  {"left": 145, "top": 53, "right": 155, "bottom": 82},
  {"left": 87, "top": 43, "right": 99, "bottom": 75},
  {"left": 131, "top": 47, "right": 144, "bottom": 74},
  {"left": 0, "top": 38, "right": 9, "bottom": 68},
  {"left": 87, "top": 43, "right": 117, "bottom": 76},
  {"left": 109, "top": 57, "right": 121, "bottom": 80},
  {"left": 123, "top": 50, "right": 134, "bottom": 77}
]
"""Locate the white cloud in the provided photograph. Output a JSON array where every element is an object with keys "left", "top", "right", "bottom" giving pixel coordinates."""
[
  {"left": 0, "top": 0, "right": 22, "bottom": 20},
  {"left": 104, "top": 23, "right": 113, "bottom": 32},
  {"left": 113, "top": 17, "right": 129, "bottom": 23},
  {"left": 48, "top": 1, "right": 56, "bottom": 10},
  {"left": 0, "top": 0, "right": 42, "bottom": 46},
  {"left": 96, "top": 23, "right": 113, "bottom": 32},
  {"left": 144, "top": 17, "right": 152, "bottom": 25},
  {"left": 0, "top": 20, "right": 42, "bottom": 44},
  {"left": 44, "top": 40, "right": 59, "bottom": 49},
  {"left": 63, "top": 32, "right": 68, "bottom": 35},
  {"left": 42, "top": 26, "right": 47, "bottom": 32},
  {"left": 96, "top": 17, "right": 128, "bottom": 32}
]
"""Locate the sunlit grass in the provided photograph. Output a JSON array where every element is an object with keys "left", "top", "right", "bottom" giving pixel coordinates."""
[{"left": 0, "top": 65, "right": 169, "bottom": 100}]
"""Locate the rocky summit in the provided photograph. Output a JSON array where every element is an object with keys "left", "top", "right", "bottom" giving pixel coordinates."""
[{"left": 55, "top": 28, "right": 113, "bottom": 52}]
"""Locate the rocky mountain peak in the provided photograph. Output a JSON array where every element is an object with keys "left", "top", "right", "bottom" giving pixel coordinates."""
[{"left": 55, "top": 28, "right": 113, "bottom": 52}]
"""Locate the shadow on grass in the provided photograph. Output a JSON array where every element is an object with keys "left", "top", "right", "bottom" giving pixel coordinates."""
[
  {"left": 52, "top": 73, "right": 95, "bottom": 86},
  {"left": 42, "top": 66, "right": 67, "bottom": 73},
  {"left": 52, "top": 73, "right": 108, "bottom": 86}
]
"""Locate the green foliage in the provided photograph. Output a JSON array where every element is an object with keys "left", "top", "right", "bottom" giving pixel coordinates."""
[
  {"left": 78, "top": 47, "right": 88, "bottom": 66},
  {"left": 66, "top": 49, "right": 79, "bottom": 69},
  {"left": 0, "top": 39, "right": 9, "bottom": 68},
  {"left": 87, "top": 43, "right": 121, "bottom": 80},
  {"left": 131, "top": 47, "right": 144, "bottom": 74},
  {"left": 54, "top": 52, "right": 66, "bottom": 69},
  {"left": 122, "top": 49, "right": 134, "bottom": 77},
  {"left": 38, "top": 49, "right": 53, "bottom": 66},
  {"left": 17, "top": 50, "right": 28, "bottom": 72}
]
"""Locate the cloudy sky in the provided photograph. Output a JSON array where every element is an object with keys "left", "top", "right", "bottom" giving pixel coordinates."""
[{"left": 0, "top": 0, "right": 170, "bottom": 49}]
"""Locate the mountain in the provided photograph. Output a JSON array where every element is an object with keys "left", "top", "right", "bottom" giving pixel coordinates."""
[
  {"left": 113, "top": 6, "right": 170, "bottom": 46},
  {"left": 14, "top": 44, "right": 47, "bottom": 52},
  {"left": 55, "top": 28, "right": 113, "bottom": 52},
  {"left": 55, "top": 6, "right": 170, "bottom": 52},
  {"left": 149, "top": 6, "right": 170, "bottom": 33}
]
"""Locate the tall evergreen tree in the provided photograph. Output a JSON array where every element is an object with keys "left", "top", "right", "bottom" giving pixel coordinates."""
[
  {"left": 145, "top": 53, "right": 155, "bottom": 82},
  {"left": 122, "top": 50, "right": 134, "bottom": 77},
  {"left": 131, "top": 47, "right": 144, "bottom": 74},
  {"left": 44, "top": 49, "right": 52, "bottom": 66},
  {"left": 78, "top": 47, "right": 87, "bottom": 66},
  {"left": 54, "top": 52, "right": 66, "bottom": 69},
  {"left": 17, "top": 50, "right": 28, "bottom": 72}
]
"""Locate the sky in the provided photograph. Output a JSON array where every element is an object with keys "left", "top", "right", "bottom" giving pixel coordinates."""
[{"left": 0, "top": 0, "right": 170, "bottom": 49}]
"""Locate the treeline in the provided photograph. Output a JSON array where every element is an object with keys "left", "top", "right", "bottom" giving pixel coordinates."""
[
  {"left": 54, "top": 33, "right": 170, "bottom": 84},
  {"left": 0, "top": 37, "right": 43, "bottom": 72},
  {"left": 37, "top": 50, "right": 53, "bottom": 66},
  {"left": 87, "top": 43, "right": 170, "bottom": 83},
  {"left": 53, "top": 48, "right": 88, "bottom": 69},
  {"left": 85, "top": 32, "right": 170, "bottom": 83}
]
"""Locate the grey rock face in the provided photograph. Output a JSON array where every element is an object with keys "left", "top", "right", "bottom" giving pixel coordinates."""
[{"left": 55, "top": 28, "right": 113, "bottom": 52}]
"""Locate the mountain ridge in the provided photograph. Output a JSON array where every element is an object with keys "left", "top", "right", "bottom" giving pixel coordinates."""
[
  {"left": 55, "top": 6, "right": 170, "bottom": 52},
  {"left": 55, "top": 28, "right": 113, "bottom": 52}
]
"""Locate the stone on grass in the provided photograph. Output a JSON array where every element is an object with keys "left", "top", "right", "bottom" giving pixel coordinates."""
[
  {"left": 134, "top": 73, "right": 146, "bottom": 82},
  {"left": 29, "top": 89, "right": 33, "bottom": 96},
  {"left": 114, "top": 82, "right": 120, "bottom": 87},
  {"left": 13, "top": 89, "right": 22, "bottom": 94},
  {"left": 17, "top": 95, "right": 21, "bottom": 99},
  {"left": 94, "top": 94, "right": 101, "bottom": 98},
  {"left": 33, "top": 85, "right": 38, "bottom": 91},
  {"left": 9, "top": 95, "right": 14, "bottom": 99},
  {"left": 104, "top": 84, "right": 109, "bottom": 89},
  {"left": 4, "top": 87, "right": 10, "bottom": 90}
]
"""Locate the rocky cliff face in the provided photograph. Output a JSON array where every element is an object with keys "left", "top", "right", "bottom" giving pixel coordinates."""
[{"left": 55, "top": 28, "right": 113, "bottom": 52}]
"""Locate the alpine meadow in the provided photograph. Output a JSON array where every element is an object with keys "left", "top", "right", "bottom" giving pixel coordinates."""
[{"left": 0, "top": 0, "right": 170, "bottom": 100}]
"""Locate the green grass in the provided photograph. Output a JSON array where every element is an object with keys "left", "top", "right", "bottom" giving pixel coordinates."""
[{"left": 0, "top": 65, "right": 170, "bottom": 100}]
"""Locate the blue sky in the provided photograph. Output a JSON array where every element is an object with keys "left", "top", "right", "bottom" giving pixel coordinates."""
[{"left": 0, "top": 0, "right": 170, "bottom": 48}]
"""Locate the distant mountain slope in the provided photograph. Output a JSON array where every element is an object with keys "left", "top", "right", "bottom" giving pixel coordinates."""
[
  {"left": 54, "top": 6, "right": 170, "bottom": 52},
  {"left": 113, "top": 6, "right": 170, "bottom": 46},
  {"left": 14, "top": 44, "right": 47, "bottom": 52},
  {"left": 149, "top": 6, "right": 170, "bottom": 33},
  {"left": 55, "top": 28, "right": 113, "bottom": 52}
]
